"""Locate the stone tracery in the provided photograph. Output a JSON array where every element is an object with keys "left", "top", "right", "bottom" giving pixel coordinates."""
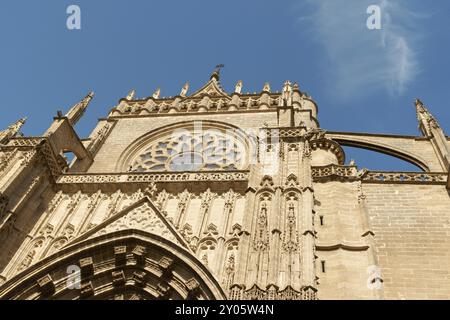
[{"left": 129, "top": 128, "right": 247, "bottom": 172}]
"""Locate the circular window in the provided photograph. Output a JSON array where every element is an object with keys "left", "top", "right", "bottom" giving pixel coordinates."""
[{"left": 128, "top": 126, "right": 248, "bottom": 172}]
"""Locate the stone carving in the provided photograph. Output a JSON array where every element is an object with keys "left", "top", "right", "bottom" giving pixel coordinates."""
[
  {"left": 229, "top": 285, "right": 316, "bottom": 300},
  {"left": 0, "top": 118, "right": 26, "bottom": 144},
  {"left": 17, "top": 238, "right": 45, "bottom": 272},
  {"left": 152, "top": 88, "right": 161, "bottom": 99},
  {"left": 180, "top": 82, "right": 189, "bottom": 97},
  {"left": 282, "top": 202, "right": 299, "bottom": 253},
  {"left": 92, "top": 202, "right": 183, "bottom": 247},
  {"left": 89, "top": 122, "right": 112, "bottom": 155},
  {"left": 57, "top": 172, "right": 249, "bottom": 186},
  {"left": 234, "top": 80, "right": 243, "bottom": 94},
  {"left": 129, "top": 129, "right": 245, "bottom": 172},
  {"left": 203, "top": 223, "right": 219, "bottom": 237},
  {"left": 362, "top": 172, "right": 447, "bottom": 183},
  {"left": 126, "top": 89, "right": 136, "bottom": 101},
  {"left": 107, "top": 190, "right": 123, "bottom": 218},
  {"left": 1, "top": 75, "right": 449, "bottom": 301},
  {"left": 282, "top": 80, "right": 292, "bottom": 100},
  {"left": 311, "top": 164, "right": 358, "bottom": 182},
  {"left": 253, "top": 199, "right": 270, "bottom": 252}
]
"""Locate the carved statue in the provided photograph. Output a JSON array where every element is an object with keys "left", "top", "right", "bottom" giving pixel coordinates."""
[
  {"left": 126, "top": 89, "right": 136, "bottom": 101},
  {"left": 180, "top": 83, "right": 189, "bottom": 97},
  {"left": 234, "top": 80, "right": 243, "bottom": 94},
  {"left": 152, "top": 88, "right": 161, "bottom": 99},
  {"left": 283, "top": 80, "right": 292, "bottom": 95}
]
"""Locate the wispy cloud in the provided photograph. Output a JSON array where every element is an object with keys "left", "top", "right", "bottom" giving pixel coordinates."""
[{"left": 296, "top": 0, "right": 425, "bottom": 99}]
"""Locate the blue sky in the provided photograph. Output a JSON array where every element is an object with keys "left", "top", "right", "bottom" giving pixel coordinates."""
[{"left": 0, "top": 0, "right": 449, "bottom": 171}]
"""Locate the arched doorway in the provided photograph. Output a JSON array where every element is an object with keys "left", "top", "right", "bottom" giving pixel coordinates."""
[{"left": 0, "top": 229, "right": 226, "bottom": 300}]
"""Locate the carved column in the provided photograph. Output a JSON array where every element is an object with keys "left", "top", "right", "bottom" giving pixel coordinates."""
[
  {"left": 268, "top": 187, "right": 282, "bottom": 286},
  {"left": 175, "top": 190, "right": 190, "bottom": 229},
  {"left": 300, "top": 140, "right": 317, "bottom": 297},
  {"left": 234, "top": 187, "right": 256, "bottom": 287}
]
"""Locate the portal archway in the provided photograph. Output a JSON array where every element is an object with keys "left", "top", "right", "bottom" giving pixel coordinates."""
[{"left": 0, "top": 229, "right": 226, "bottom": 300}]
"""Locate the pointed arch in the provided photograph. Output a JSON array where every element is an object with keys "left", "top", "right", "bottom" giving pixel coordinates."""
[{"left": 0, "top": 229, "right": 226, "bottom": 300}]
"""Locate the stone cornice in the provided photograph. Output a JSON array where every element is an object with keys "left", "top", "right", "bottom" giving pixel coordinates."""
[
  {"left": 56, "top": 171, "right": 250, "bottom": 192},
  {"left": 362, "top": 171, "right": 448, "bottom": 184},
  {"left": 311, "top": 164, "right": 448, "bottom": 185}
]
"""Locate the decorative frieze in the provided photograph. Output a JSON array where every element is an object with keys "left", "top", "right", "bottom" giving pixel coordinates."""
[
  {"left": 57, "top": 171, "right": 249, "bottom": 186},
  {"left": 362, "top": 171, "right": 447, "bottom": 184},
  {"left": 229, "top": 284, "right": 316, "bottom": 300},
  {"left": 311, "top": 164, "right": 358, "bottom": 181},
  {"left": 312, "top": 165, "right": 447, "bottom": 185}
]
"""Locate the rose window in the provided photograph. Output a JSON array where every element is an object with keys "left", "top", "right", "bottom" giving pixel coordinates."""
[{"left": 129, "top": 129, "right": 247, "bottom": 172}]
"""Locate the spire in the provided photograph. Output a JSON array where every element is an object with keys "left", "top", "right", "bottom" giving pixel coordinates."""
[
  {"left": 415, "top": 98, "right": 440, "bottom": 137},
  {"left": 65, "top": 92, "right": 94, "bottom": 126},
  {"left": 0, "top": 117, "right": 27, "bottom": 143}
]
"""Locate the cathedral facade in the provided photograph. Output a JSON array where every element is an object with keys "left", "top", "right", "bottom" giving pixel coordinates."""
[{"left": 0, "top": 71, "right": 449, "bottom": 300}]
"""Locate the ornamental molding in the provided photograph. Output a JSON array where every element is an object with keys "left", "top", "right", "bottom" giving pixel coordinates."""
[
  {"left": 68, "top": 197, "right": 191, "bottom": 251},
  {"left": 1, "top": 137, "right": 64, "bottom": 179},
  {"left": 311, "top": 164, "right": 359, "bottom": 182},
  {"left": 229, "top": 284, "right": 317, "bottom": 300},
  {"left": 361, "top": 171, "right": 447, "bottom": 184},
  {"left": 57, "top": 171, "right": 249, "bottom": 186},
  {"left": 311, "top": 164, "right": 447, "bottom": 185}
]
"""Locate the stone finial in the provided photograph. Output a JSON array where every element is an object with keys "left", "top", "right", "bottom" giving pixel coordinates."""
[
  {"left": 234, "top": 80, "right": 243, "bottom": 94},
  {"left": 0, "top": 117, "right": 27, "bottom": 143},
  {"left": 152, "top": 88, "right": 161, "bottom": 99},
  {"left": 210, "top": 64, "right": 224, "bottom": 81},
  {"left": 415, "top": 98, "right": 441, "bottom": 136},
  {"left": 126, "top": 89, "right": 136, "bottom": 101},
  {"left": 263, "top": 82, "right": 271, "bottom": 93},
  {"left": 180, "top": 82, "right": 189, "bottom": 97},
  {"left": 293, "top": 82, "right": 300, "bottom": 91},
  {"left": 65, "top": 92, "right": 94, "bottom": 126},
  {"left": 283, "top": 81, "right": 292, "bottom": 94},
  {"left": 415, "top": 98, "right": 421, "bottom": 106},
  {"left": 144, "top": 181, "right": 158, "bottom": 200}
]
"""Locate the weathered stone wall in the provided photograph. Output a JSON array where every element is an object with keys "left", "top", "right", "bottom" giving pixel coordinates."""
[
  {"left": 88, "top": 112, "right": 278, "bottom": 173},
  {"left": 363, "top": 183, "right": 450, "bottom": 299},
  {"left": 314, "top": 181, "right": 375, "bottom": 300},
  {"left": 0, "top": 187, "right": 246, "bottom": 293}
]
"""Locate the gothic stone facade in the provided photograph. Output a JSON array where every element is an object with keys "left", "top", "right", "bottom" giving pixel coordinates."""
[{"left": 0, "top": 72, "right": 449, "bottom": 300}]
